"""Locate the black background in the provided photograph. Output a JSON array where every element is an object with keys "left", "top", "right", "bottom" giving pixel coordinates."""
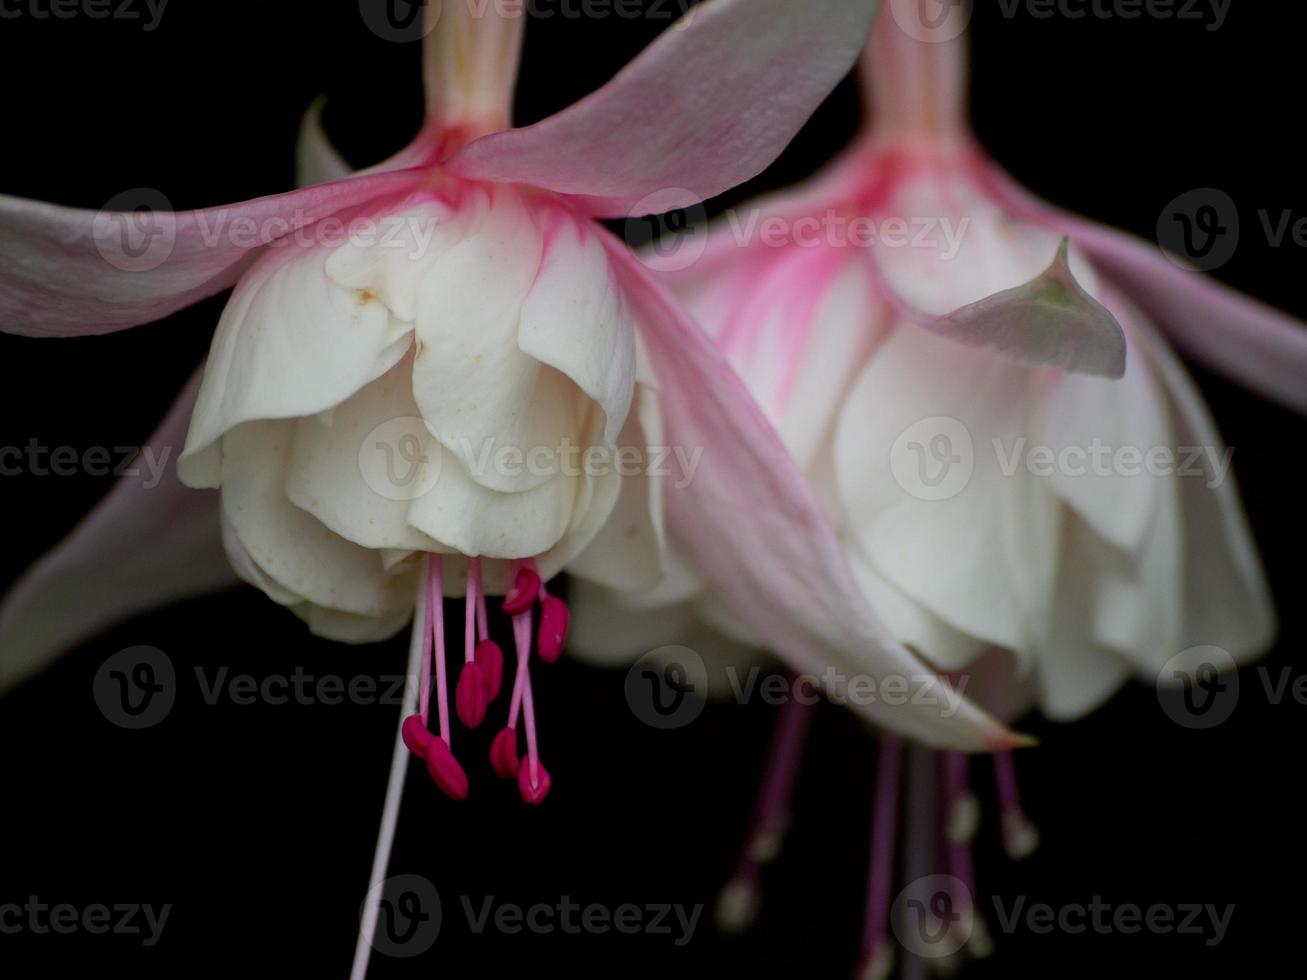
[{"left": 1, "top": 1, "right": 1304, "bottom": 977}]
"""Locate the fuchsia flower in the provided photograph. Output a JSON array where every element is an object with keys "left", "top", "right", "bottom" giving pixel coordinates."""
[
  {"left": 0, "top": 2, "right": 1039, "bottom": 975},
  {"left": 572, "top": 13, "right": 1304, "bottom": 976}
]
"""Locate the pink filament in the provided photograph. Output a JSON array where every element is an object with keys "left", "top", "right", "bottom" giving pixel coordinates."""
[
  {"left": 516, "top": 611, "right": 542, "bottom": 789},
  {"left": 474, "top": 561, "right": 489, "bottom": 641},
  {"left": 862, "top": 733, "right": 903, "bottom": 958},
  {"left": 428, "top": 555, "right": 450, "bottom": 745},
  {"left": 416, "top": 567, "right": 433, "bottom": 724},
  {"left": 465, "top": 557, "right": 480, "bottom": 665},
  {"left": 731, "top": 695, "right": 815, "bottom": 888},
  {"left": 994, "top": 750, "right": 1022, "bottom": 818},
  {"left": 942, "top": 752, "right": 976, "bottom": 901}
]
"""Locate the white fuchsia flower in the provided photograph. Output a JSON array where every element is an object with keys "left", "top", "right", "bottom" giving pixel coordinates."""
[
  {"left": 0, "top": 2, "right": 1038, "bottom": 975},
  {"left": 571, "top": 12, "right": 1301, "bottom": 975}
]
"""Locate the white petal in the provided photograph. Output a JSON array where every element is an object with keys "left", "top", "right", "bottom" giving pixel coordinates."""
[
  {"left": 1035, "top": 516, "right": 1134, "bottom": 720},
  {"left": 846, "top": 548, "right": 986, "bottom": 673},
  {"left": 411, "top": 186, "right": 569, "bottom": 495},
  {"left": 323, "top": 197, "right": 466, "bottom": 323},
  {"left": 566, "top": 383, "right": 667, "bottom": 592},
  {"left": 220, "top": 420, "right": 410, "bottom": 617},
  {"left": 404, "top": 451, "right": 578, "bottom": 561},
  {"left": 180, "top": 233, "right": 413, "bottom": 485},
  {"left": 518, "top": 215, "right": 636, "bottom": 448},
  {"left": 833, "top": 324, "right": 1058, "bottom": 653},
  {"left": 285, "top": 355, "right": 445, "bottom": 553},
  {"left": 703, "top": 251, "right": 888, "bottom": 471},
  {"left": 1088, "top": 472, "right": 1184, "bottom": 672},
  {"left": 1035, "top": 323, "right": 1171, "bottom": 552},
  {"left": 1125, "top": 296, "right": 1276, "bottom": 660},
  {"left": 294, "top": 603, "right": 413, "bottom": 644}
]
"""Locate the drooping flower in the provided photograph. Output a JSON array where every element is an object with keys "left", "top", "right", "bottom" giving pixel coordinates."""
[
  {"left": 1, "top": 2, "right": 1028, "bottom": 974},
  {"left": 572, "top": 12, "right": 1299, "bottom": 975}
]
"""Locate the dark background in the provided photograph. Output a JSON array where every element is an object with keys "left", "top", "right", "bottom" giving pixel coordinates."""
[{"left": 1, "top": 1, "right": 1303, "bottom": 977}]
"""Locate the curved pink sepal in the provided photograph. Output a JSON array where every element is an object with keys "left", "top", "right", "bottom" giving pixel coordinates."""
[
  {"left": 982, "top": 164, "right": 1307, "bottom": 413},
  {"left": 447, "top": 0, "right": 881, "bottom": 217},
  {"left": 603, "top": 235, "right": 1019, "bottom": 752},
  {"left": 0, "top": 369, "right": 236, "bottom": 692},
  {"left": 0, "top": 168, "right": 425, "bottom": 338}
]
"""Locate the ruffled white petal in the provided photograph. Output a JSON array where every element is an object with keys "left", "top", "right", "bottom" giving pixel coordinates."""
[
  {"left": 219, "top": 420, "right": 411, "bottom": 617},
  {"left": 566, "top": 383, "right": 667, "bottom": 592},
  {"left": 180, "top": 231, "right": 414, "bottom": 486},
  {"left": 833, "top": 323, "right": 1057, "bottom": 657},
  {"left": 285, "top": 356, "right": 446, "bottom": 553},
  {"left": 518, "top": 216, "right": 636, "bottom": 448}
]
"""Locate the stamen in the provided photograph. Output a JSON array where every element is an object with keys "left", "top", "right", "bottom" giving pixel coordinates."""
[
  {"left": 428, "top": 555, "right": 451, "bottom": 745},
  {"left": 943, "top": 752, "right": 980, "bottom": 845},
  {"left": 426, "top": 735, "right": 469, "bottom": 801},
  {"left": 513, "top": 607, "right": 551, "bottom": 804},
  {"left": 477, "top": 639, "right": 505, "bottom": 703},
  {"left": 401, "top": 714, "right": 432, "bottom": 759},
  {"left": 502, "top": 565, "right": 541, "bottom": 615},
  {"left": 489, "top": 726, "right": 520, "bottom": 779},
  {"left": 716, "top": 694, "right": 815, "bottom": 933},
  {"left": 942, "top": 752, "right": 991, "bottom": 960},
  {"left": 859, "top": 734, "right": 903, "bottom": 980},
  {"left": 536, "top": 575, "right": 569, "bottom": 664},
  {"left": 455, "top": 556, "right": 488, "bottom": 728},
  {"left": 468, "top": 557, "right": 504, "bottom": 702},
  {"left": 402, "top": 567, "right": 434, "bottom": 759},
  {"left": 455, "top": 662, "right": 487, "bottom": 728},
  {"left": 994, "top": 750, "right": 1039, "bottom": 860}
]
